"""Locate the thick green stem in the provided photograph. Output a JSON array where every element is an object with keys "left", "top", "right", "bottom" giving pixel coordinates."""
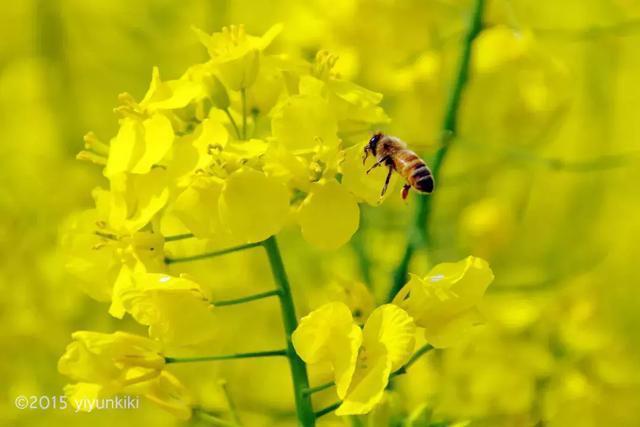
[
  {"left": 165, "top": 349, "right": 287, "bottom": 364},
  {"left": 387, "top": 0, "right": 485, "bottom": 302},
  {"left": 214, "top": 289, "right": 281, "bottom": 307},
  {"left": 262, "top": 236, "right": 316, "bottom": 427},
  {"left": 164, "top": 242, "right": 262, "bottom": 265}
]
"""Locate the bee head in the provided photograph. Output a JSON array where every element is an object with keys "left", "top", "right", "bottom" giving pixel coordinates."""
[{"left": 363, "top": 131, "right": 384, "bottom": 164}]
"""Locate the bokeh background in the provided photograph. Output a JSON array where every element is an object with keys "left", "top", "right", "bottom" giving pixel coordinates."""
[{"left": 2, "top": 0, "right": 640, "bottom": 426}]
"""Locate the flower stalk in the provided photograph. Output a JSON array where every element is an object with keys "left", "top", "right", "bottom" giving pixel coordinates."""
[
  {"left": 165, "top": 349, "right": 287, "bottom": 364},
  {"left": 388, "top": 0, "right": 485, "bottom": 301},
  {"left": 164, "top": 241, "right": 263, "bottom": 264},
  {"left": 214, "top": 289, "right": 281, "bottom": 307},
  {"left": 262, "top": 236, "right": 316, "bottom": 427},
  {"left": 164, "top": 232, "right": 195, "bottom": 242}
]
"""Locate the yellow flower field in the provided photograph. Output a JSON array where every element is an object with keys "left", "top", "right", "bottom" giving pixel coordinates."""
[{"left": 1, "top": 1, "right": 639, "bottom": 426}]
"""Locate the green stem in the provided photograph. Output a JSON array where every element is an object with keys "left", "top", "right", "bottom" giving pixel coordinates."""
[
  {"left": 240, "top": 88, "right": 248, "bottom": 140},
  {"left": 164, "top": 242, "right": 262, "bottom": 265},
  {"left": 214, "top": 289, "right": 281, "bottom": 307},
  {"left": 387, "top": 0, "right": 485, "bottom": 302},
  {"left": 219, "top": 380, "right": 242, "bottom": 426},
  {"left": 314, "top": 402, "right": 340, "bottom": 419},
  {"left": 224, "top": 108, "right": 242, "bottom": 140},
  {"left": 262, "top": 236, "right": 316, "bottom": 427},
  {"left": 402, "top": 344, "right": 435, "bottom": 371},
  {"left": 165, "top": 349, "right": 287, "bottom": 364},
  {"left": 164, "top": 233, "right": 195, "bottom": 242},
  {"left": 303, "top": 381, "right": 334, "bottom": 396}
]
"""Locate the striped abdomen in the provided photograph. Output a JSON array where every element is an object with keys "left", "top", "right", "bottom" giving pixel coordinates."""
[{"left": 393, "top": 150, "right": 434, "bottom": 193}]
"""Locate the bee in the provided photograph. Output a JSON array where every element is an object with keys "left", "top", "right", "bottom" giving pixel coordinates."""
[{"left": 362, "top": 132, "right": 434, "bottom": 200}]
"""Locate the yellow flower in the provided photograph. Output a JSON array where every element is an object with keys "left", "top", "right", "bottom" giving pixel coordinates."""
[
  {"left": 292, "top": 303, "right": 416, "bottom": 415},
  {"left": 292, "top": 302, "right": 362, "bottom": 398},
  {"left": 58, "top": 331, "right": 165, "bottom": 391},
  {"left": 297, "top": 180, "right": 360, "bottom": 250},
  {"left": 139, "top": 66, "right": 205, "bottom": 113},
  {"left": 336, "top": 304, "right": 416, "bottom": 415},
  {"left": 218, "top": 167, "right": 290, "bottom": 243},
  {"left": 59, "top": 331, "right": 192, "bottom": 419},
  {"left": 271, "top": 92, "right": 339, "bottom": 152},
  {"left": 310, "top": 51, "right": 389, "bottom": 127},
  {"left": 101, "top": 168, "right": 169, "bottom": 234},
  {"left": 104, "top": 114, "right": 174, "bottom": 177},
  {"left": 195, "top": 23, "right": 283, "bottom": 90},
  {"left": 116, "top": 273, "right": 218, "bottom": 348},
  {"left": 61, "top": 209, "right": 165, "bottom": 307},
  {"left": 173, "top": 176, "right": 226, "bottom": 239},
  {"left": 393, "top": 256, "right": 494, "bottom": 348},
  {"left": 104, "top": 66, "right": 213, "bottom": 178},
  {"left": 168, "top": 115, "right": 229, "bottom": 186},
  {"left": 129, "top": 370, "right": 192, "bottom": 420}
]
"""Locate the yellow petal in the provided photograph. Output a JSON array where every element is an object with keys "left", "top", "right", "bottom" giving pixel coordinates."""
[
  {"left": 105, "top": 118, "right": 142, "bottom": 177},
  {"left": 335, "top": 348, "right": 391, "bottom": 416},
  {"left": 131, "top": 114, "right": 174, "bottom": 173},
  {"left": 362, "top": 304, "right": 416, "bottom": 372},
  {"left": 292, "top": 302, "right": 362, "bottom": 398},
  {"left": 134, "top": 371, "right": 192, "bottom": 420},
  {"left": 108, "top": 169, "right": 169, "bottom": 234},
  {"left": 393, "top": 256, "right": 494, "bottom": 348},
  {"left": 64, "top": 383, "right": 104, "bottom": 411},
  {"left": 173, "top": 176, "right": 225, "bottom": 238},
  {"left": 297, "top": 181, "right": 360, "bottom": 250},
  {"left": 272, "top": 94, "right": 339, "bottom": 151},
  {"left": 118, "top": 273, "right": 217, "bottom": 347},
  {"left": 219, "top": 168, "right": 290, "bottom": 243},
  {"left": 423, "top": 308, "right": 484, "bottom": 348}
]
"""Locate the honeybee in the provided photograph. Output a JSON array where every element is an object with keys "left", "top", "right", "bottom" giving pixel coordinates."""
[{"left": 362, "top": 132, "right": 434, "bottom": 200}]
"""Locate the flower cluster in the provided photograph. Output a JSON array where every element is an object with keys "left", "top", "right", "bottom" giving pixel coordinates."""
[{"left": 60, "top": 23, "right": 393, "bottom": 417}]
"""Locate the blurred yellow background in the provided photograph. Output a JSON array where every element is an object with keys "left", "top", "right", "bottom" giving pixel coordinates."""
[{"left": 1, "top": 0, "right": 640, "bottom": 426}]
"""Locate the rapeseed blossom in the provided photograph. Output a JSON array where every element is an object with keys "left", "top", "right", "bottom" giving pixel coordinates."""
[
  {"left": 394, "top": 256, "right": 494, "bottom": 348},
  {"left": 292, "top": 302, "right": 416, "bottom": 415},
  {"left": 58, "top": 331, "right": 191, "bottom": 419},
  {"left": 68, "top": 24, "right": 392, "bottom": 315}
]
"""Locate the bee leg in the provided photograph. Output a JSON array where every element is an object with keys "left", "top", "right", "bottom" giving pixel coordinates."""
[
  {"left": 366, "top": 156, "right": 390, "bottom": 174},
  {"left": 401, "top": 184, "right": 411, "bottom": 200},
  {"left": 381, "top": 166, "right": 393, "bottom": 196}
]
